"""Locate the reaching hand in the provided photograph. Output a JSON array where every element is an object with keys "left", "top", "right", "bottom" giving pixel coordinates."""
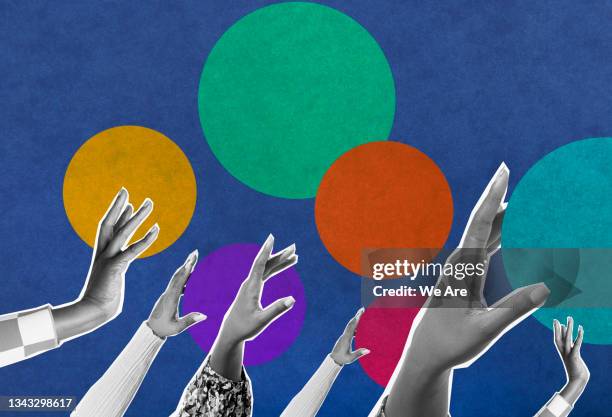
[
  {"left": 81, "top": 187, "right": 159, "bottom": 320},
  {"left": 53, "top": 188, "right": 159, "bottom": 342},
  {"left": 209, "top": 234, "right": 298, "bottom": 381},
  {"left": 406, "top": 163, "right": 550, "bottom": 371},
  {"left": 147, "top": 250, "right": 207, "bottom": 338},
  {"left": 383, "top": 163, "right": 551, "bottom": 417},
  {"left": 330, "top": 308, "right": 370, "bottom": 365},
  {"left": 553, "top": 317, "right": 589, "bottom": 405},
  {"left": 220, "top": 234, "right": 298, "bottom": 344}
]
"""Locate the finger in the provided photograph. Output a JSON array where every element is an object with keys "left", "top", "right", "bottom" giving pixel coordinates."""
[
  {"left": 249, "top": 234, "right": 275, "bottom": 281},
  {"left": 176, "top": 312, "right": 207, "bottom": 333},
  {"left": 565, "top": 316, "right": 574, "bottom": 354},
  {"left": 264, "top": 244, "right": 296, "bottom": 276},
  {"left": 484, "top": 283, "right": 550, "bottom": 335},
  {"left": 486, "top": 204, "right": 506, "bottom": 257},
  {"left": 167, "top": 250, "right": 199, "bottom": 294},
  {"left": 553, "top": 319, "right": 563, "bottom": 351},
  {"left": 572, "top": 325, "right": 584, "bottom": 356},
  {"left": 108, "top": 198, "right": 154, "bottom": 254},
  {"left": 95, "top": 188, "right": 128, "bottom": 253},
  {"left": 263, "top": 253, "right": 298, "bottom": 281},
  {"left": 120, "top": 224, "right": 159, "bottom": 261},
  {"left": 348, "top": 348, "right": 371, "bottom": 362},
  {"left": 343, "top": 307, "right": 365, "bottom": 339},
  {"left": 460, "top": 163, "right": 509, "bottom": 249},
  {"left": 260, "top": 296, "right": 295, "bottom": 329},
  {"left": 114, "top": 203, "right": 133, "bottom": 231}
]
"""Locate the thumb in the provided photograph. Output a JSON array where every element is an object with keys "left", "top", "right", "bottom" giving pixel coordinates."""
[
  {"left": 484, "top": 283, "right": 550, "bottom": 336},
  {"left": 260, "top": 296, "right": 295, "bottom": 329},
  {"left": 348, "top": 348, "right": 371, "bottom": 363},
  {"left": 176, "top": 312, "right": 207, "bottom": 333}
]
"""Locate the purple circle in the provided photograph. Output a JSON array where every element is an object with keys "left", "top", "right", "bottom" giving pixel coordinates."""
[{"left": 181, "top": 243, "right": 306, "bottom": 366}]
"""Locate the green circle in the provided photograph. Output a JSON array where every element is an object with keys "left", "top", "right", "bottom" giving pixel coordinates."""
[
  {"left": 502, "top": 138, "right": 612, "bottom": 344},
  {"left": 199, "top": 2, "right": 395, "bottom": 198}
]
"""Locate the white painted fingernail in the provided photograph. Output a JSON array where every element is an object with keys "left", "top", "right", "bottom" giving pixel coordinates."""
[
  {"left": 284, "top": 296, "right": 296, "bottom": 308},
  {"left": 362, "top": 349, "right": 371, "bottom": 355}
]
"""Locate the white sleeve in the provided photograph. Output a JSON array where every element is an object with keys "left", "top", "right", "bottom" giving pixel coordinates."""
[
  {"left": 71, "top": 321, "right": 165, "bottom": 417},
  {"left": 280, "top": 355, "right": 343, "bottom": 417},
  {"left": 534, "top": 392, "right": 573, "bottom": 417},
  {"left": 0, "top": 305, "right": 59, "bottom": 368}
]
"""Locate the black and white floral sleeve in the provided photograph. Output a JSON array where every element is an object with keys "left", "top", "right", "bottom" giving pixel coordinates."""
[{"left": 173, "top": 358, "right": 252, "bottom": 417}]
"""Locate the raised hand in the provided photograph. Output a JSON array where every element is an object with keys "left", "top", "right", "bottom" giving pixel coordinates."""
[
  {"left": 148, "top": 250, "right": 207, "bottom": 338},
  {"left": 382, "top": 163, "right": 551, "bottom": 417},
  {"left": 408, "top": 163, "right": 550, "bottom": 370},
  {"left": 53, "top": 188, "right": 159, "bottom": 342},
  {"left": 219, "top": 234, "right": 298, "bottom": 344},
  {"left": 210, "top": 234, "right": 298, "bottom": 381},
  {"left": 554, "top": 317, "right": 589, "bottom": 405},
  {"left": 331, "top": 308, "right": 370, "bottom": 365}
]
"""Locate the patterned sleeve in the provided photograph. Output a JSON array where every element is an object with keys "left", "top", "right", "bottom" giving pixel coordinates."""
[
  {"left": 0, "top": 304, "right": 59, "bottom": 368},
  {"left": 172, "top": 358, "right": 252, "bottom": 417}
]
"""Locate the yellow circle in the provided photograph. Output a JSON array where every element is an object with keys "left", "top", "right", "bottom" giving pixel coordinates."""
[{"left": 63, "top": 126, "right": 197, "bottom": 257}]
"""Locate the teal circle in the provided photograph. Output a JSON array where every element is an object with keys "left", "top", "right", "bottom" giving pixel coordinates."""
[
  {"left": 502, "top": 137, "right": 612, "bottom": 344},
  {"left": 199, "top": 2, "right": 395, "bottom": 198}
]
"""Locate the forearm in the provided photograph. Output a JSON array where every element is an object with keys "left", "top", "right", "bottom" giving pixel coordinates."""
[
  {"left": 71, "top": 322, "right": 164, "bottom": 417},
  {"left": 559, "top": 377, "right": 588, "bottom": 406},
  {"left": 52, "top": 298, "right": 109, "bottom": 342},
  {"left": 384, "top": 348, "right": 452, "bottom": 417},
  {"left": 209, "top": 328, "right": 246, "bottom": 381}
]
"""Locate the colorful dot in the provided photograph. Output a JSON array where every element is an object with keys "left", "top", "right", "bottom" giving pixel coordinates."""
[
  {"left": 63, "top": 126, "right": 197, "bottom": 257},
  {"left": 355, "top": 297, "right": 424, "bottom": 387},
  {"left": 502, "top": 137, "right": 612, "bottom": 344},
  {"left": 181, "top": 243, "right": 306, "bottom": 366},
  {"left": 199, "top": 2, "right": 395, "bottom": 198},
  {"left": 315, "top": 141, "right": 454, "bottom": 276}
]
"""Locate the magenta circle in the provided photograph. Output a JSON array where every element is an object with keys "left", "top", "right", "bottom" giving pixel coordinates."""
[{"left": 182, "top": 243, "right": 306, "bottom": 366}]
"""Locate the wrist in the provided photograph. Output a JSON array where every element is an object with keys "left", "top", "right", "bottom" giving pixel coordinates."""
[
  {"left": 145, "top": 320, "right": 166, "bottom": 339},
  {"left": 216, "top": 328, "right": 244, "bottom": 351},
  {"left": 329, "top": 352, "right": 344, "bottom": 366},
  {"left": 561, "top": 378, "right": 588, "bottom": 406},
  {"left": 406, "top": 345, "right": 452, "bottom": 378}
]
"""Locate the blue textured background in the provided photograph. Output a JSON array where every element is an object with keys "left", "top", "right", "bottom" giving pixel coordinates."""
[{"left": 0, "top": 1, "right": 611, "bottom": 416}]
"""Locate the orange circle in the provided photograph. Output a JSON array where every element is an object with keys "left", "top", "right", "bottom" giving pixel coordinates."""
[
  {"left": 63, "top": 126, "right": 197, "bottom": 257},
  {"left": 315, "top": 141, "right": 453, "bottom": 276}
]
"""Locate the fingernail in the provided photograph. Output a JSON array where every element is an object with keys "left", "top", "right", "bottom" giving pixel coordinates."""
[
  {"left": 356, "top": 307, "right": 365, "bottom": 317},
  {"left": 196, "top": 313, "right": 207, "bottom": 321},
  {"left": 362, "top": 349, "right": 371, "bottom": 355},
  {"left": 144, "top": 198, "right": 153, "bottom": 207},
  {"left": 187, "top": 249, "right": 198, "bottom": 263},
  {"left": 499, "top": 201, "right": 508, "bottom": 210},
  {"left": 151, "top": 223, "right": 160, "bottom": 233},
  {"left": 578, "top": 325, "right": 583, "bottom": 332},
  {"left": 529, "top": 283, "right": 550, "bottom": 304},
  {"left": 284, "top": 296, "right": 296, "bottom": 308},
  {"left": 120, "top": 187, "right": 127, "bottom": 194},
  {"left": 287, "top": 243, "right": 296, "bottom": 253},
  {"left": 497, "top": 162, "right": 509, "bottom": 177}
]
